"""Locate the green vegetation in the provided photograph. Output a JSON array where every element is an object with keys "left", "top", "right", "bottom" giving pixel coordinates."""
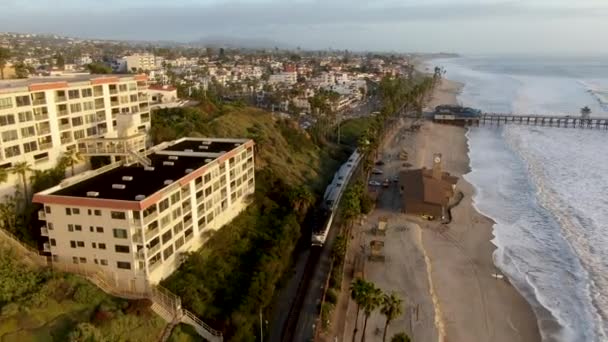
[
  {"left": 391, "top": 332, "right": 412, "bottom": 342},
  {"left": 350, "top": 278, "right": 406, "bottom": 342},
  {"left": 0, "top": 247, "right": 164, "bottom": 341},
  {"left": 157, "top": 104, "right": 347, "bottom": 340},
  {"left": 0, "top": 47, "right": 10, "bottom": 80},
  {"left": 86, "top": 63, "right": 112, "bottom": 74}
]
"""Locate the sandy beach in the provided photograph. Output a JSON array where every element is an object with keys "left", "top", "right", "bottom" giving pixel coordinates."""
[{"left": 337, "top": 79, "right": 540, "bottom": 342}]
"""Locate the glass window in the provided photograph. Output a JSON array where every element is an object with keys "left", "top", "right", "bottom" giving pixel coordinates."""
[
  {"left": 0, "top": 114, "right": 16, "bottom": 126},
  {"left": 50, "top": 238, "right": 56, "bottom": 246},
  {"left": 81, "top": 88, "right": 93, "bottom": 97},
  {"left": 158, "top": 198, "right": 169, "bottom": 212},
  {"left": 99, "top": 243, "right": 106, "bottom": 250},
  {"left": 70, "top": 103, "right": 82, "bottom": 113},
  {"left": 70, "top": 240, "right": 76, "bottom": 248},
  {"left": 113, "top": 228, "right": 127, "bottom": 239},
  {"left": 23, "top": 141, "right": 38, "bottom": 154},
  {"left": 115, "top": 245, "right": 130, "bottom": 253},
  {"left": 72, "top": 256, "right": 78, "bottom": 264},
  {"left": 77, "top": 241, "right": 84, "bottom": 247},
  {"left": 0, "top": 97, "right": 12, "bottom": 110},
  {"left": 68, "top": 224, "right": 74, "bottom": 232},
  {"left": 68, "top": 89, "right": 80, "bottom": 99},
  {"left": 15, "top": 95, "right": 31, "bottom": 107},
  {"left": 66, "top": 208, "right": 72, "bottom": 215},
  {"left": 100, "top": 259, "right": 108, "bottom": 266},
  {"left": 79, "top": 257, "right": 87, "bottom": 263},
  {"left": 72, "top": 208, "right": 80, "bottom": 215},
  {"left": 96, "top": 227, "right": 104, "bottom": 233},
  {"left": 18, "top": 111, "right": 33, "bottom": 122},
  {"left": 163, "top": 245, "right": 174, "bottom": 260},
  {"left": 21, "top": 126, "right": 36, "bottom": 138},
  {"left": 2, "top": 130, "right": 18, "bottom": 143},
  {"left": 111, "top": 211, "right": 126, "bottom": 220},
  {"left": 94, "top": 210, "right": 101, "bottom": 216},
  {"left": 117, "top": 261, "right": 131, "bottom": 269},
  {"left": 4, "top": 145, "right": 20, "bottom": 158},
  {"left": 75, "top": 225, "right": 82, "bottom": 231},
  {"left": 162, "top": 230, "right": 172, "bottom": 244}
]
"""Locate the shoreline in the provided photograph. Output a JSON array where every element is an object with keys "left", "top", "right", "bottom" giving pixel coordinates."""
[{"left": 420, "top": 78, "right": 541, "bottom": 341}]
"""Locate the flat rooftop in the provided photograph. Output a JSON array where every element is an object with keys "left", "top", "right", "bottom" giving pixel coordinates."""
[
  {"left": 36, "top": 138, "right": 252, "bottom": 203},
  {"left": 0, "top": 74, "right": 138, "bottom": 91},
  {"left": 54, "top": 153, "right": 208, "bottom": 201}
]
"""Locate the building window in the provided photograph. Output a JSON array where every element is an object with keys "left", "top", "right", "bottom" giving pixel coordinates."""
[
  {"left": 79, "top": 257, "right": 87, "bottom": 264},
  {"left": 94, "top": 258, "right": 98, "bottom": 264},
  {"left": 0, "top": 98, "right": 12, "bottom": 110},
  {"left": 22, "top": 141, "right": 37, "bottom": 154},
  {"left": 4, "top": 145, "right": 20, "bottom": 158},
  {"left": 89, "top": 226, "right": 94, "bottom": 232},
  {"left": 92, "top": 242, "right": 97, "bottom": 248},
  {"left": 72, "top": 208, "right": 80, "bottom": 215},
  {"left": 94, "top": 209, "right": 101, "bottom": 216},
  {"left": 0, "top": 114, "right": 15, "bottom": 126},
  {"left": 15, "top": 95, "right": 31, "bottom": 107},
  {"left": 21, "top": 126, "right": 36, "bottom": 138},
  {"left": 163, "top": 245, "right": 174, "bottom": 260},
  {"left": 66, "top": 208, "right": 72, "bottom": 216},
  {"left": 161, "top": 230, "right": 172, "bottom": 244},
  {"left": 158, "top": 198, "right": 169, "bottom": 213},
  {"left": 115, "top": 245, "right": 130, "bottom": 253},
  {"left": 96, "top": 227, "right": 104, "bottom": 233},
  {"left": 70, "top": 103, "right": 82, "bottom": 113},
  {"left": 72, "top": 256, "right": 78, "bottom": 264},
  {"left": 111, "top": 211, "right": 126, "bottom": 220},
  {"left": 1, "top": 130, "right": 18, "bottom": 143},
  {"left": 113, "top": 228, "right": 127, "bottom": 239},
  {"left": 116, "top": 261, "right": 131, "bottom": 270},
  {"left": 100, "top": 259, "right": 108, "bottom": 266},
  {"left": 70, "top": 241, "right": 76, "bottom": 248},
  {"left": 82, "top": 88, "right": 93, "bottom": 98},
  {"left": 52, "top": 255, "right": 59, "bottom": 262},
  {"left": 68, "top": 89, "right": 80, "bottom": 99},
  {"left": 98, "top": 243, "right": 106, "bottom": 250},
  {"left": 47, "top": 223, "right": 54, "bottom": 230},
  {"left": 173, "top": 222, "right": 183, "bottom": 235},
  {"left": 75, "top": 225, "right": 82, "bottom": 231},
  {"left": 50, "top": 238, "right": 56, "bottom": 246},
  {"left": 174, "top": 236, "right": 185, "bottom": 250},
  {"left": 71, "top": 116, "right": 84, "bottom": 127},
  {"left": 170, "top": 192, "right": 180, "bottom": 205},
  {"left": 77, "top": 241, "right": 85, "bottom": 247},
  {"left": 68, "top": 224, "right": 74, "bottom": 232},
  {"left": 45, "top": 206, "right": 51, "bottom": 214}
]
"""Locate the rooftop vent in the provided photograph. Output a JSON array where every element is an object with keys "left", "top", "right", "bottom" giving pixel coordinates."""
[
  {"left": 163, "top": 161, "right": 175, "bottom": 166},
  {"left": 205, "top": 158, "right": 212, "bottom": 163},
  {"left": 86, "top": 191, "right": 99, "bottom": 197},
  {"left": 185, "top": 149, "right": 193, "bottom": 152},
  {"left": 164, "top": 179, "right": 173, "bottom": 185},
  {"left": 122, "top": 176, "right": 133, "bottom": 181},
  {"left": 219, "top": 151, "right": 226, "bottom": 154},
  {"left": 144, "top": 166, "right": 155, "bottom": 171},
  {"left": 234, "top": 143, "right": 240, "bottom": 147},
  {"left": 135, "top": 194, "right": 146, "bottom": 201},
  {"left": 168, "top": 156, "right": 179, "bottom": 160},
  {"left": 199, "top": 145, "right": 209, "bottom": 150},
  {"left": 185, "top": 168, "right": 194, "bottom": 174},
  {"left": 112, "top": 184, "right": 126, "bottom": 190},
  {"left": 202, "top": 140, "right": 212, "bottom": 145}
]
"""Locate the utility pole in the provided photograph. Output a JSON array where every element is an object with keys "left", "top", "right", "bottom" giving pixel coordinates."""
[{"left": 259, "top": 309, "right": 263, "bottom": 341}]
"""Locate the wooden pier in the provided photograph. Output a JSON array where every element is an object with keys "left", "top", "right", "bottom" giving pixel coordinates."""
[{"left": 434, "top": 113, "right": 608, "bottom": 129}]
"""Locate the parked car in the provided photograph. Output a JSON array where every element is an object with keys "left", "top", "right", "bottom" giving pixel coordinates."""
[
  {"left": 382, "top": 179, "right": 390, "bottom": 188},
  {"left": 391, "top": 175, "right": 399, "bottom": 182},
  {"left": 372, "top": 168, "right": 383, "bottom": 175},
  {"left": 368, "top": 180, "right": 382, "bottom": 186}
]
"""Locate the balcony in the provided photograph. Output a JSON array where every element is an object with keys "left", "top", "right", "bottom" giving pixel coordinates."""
[
  {"left": 143, "top": 212, "right": 158, "bottom": 225},
  {"left": 60, "top": 137, "right": 72, "bottom": 145},
  {"left": 132, "top": 232, "right": 143, "bottom": 243},
  {"left": 58, "top": 110, "right": 69, "bottom": 117},
  {"left": 145, "top": 227, "right": 160, "bottom": 241},
  {"left": 40, "top": 226, "right": 49, "bottom": 236},
  {"left": 43, "top": 243, "right": 51, "bottom": 253},
  {"left": 35, "top": 114, "right": 49, "bottom": 121},
  {"left": 39, "top": 142, "right": 52, "bottom": 150},
  {"left": 55, "top": 96, "right": 67, "bottom": 102},
  {"left": 109, "top": 89, "right": 118, "bottom": 95},
  {"left": 37, "top": 128, "right": 51, "bottom": 135},
  {"left": 184, "top": 218, "right": 193, "bottom": 228},
  {"left": 110, "top": 101, "right": 119, "bottom": 107},
  {"left": 136, "top": 249, "right": 145, "bottom": 260},
  {"left": 38, "top": 210, "right": 46, "bottom": 220},
  {"left": 148, "top": 243, "right": 161, "bottom": 256},
  {"left": 32, "top": 99, "right": 47, "bottom": 106},
  {"left": 59, "top": 123, "right": 71, "bottom": 131}
]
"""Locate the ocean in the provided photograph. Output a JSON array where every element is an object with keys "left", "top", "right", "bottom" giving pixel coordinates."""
[{"left": 429, "top": 56, "right": 608, "bottom": 342}]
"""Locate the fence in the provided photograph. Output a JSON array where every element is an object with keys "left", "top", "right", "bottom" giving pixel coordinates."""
[{"left": 0, "top": 227, "right": 48, "bottom": 267}]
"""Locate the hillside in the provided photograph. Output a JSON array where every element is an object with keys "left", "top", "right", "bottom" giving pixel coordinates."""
[{"left": 154, "top": 104, "right": 347, "bottom": 340}]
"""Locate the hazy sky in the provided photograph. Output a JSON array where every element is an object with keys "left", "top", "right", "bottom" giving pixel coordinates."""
[{"left": 1, "top": 0, "right": 606, "bottom": 54}]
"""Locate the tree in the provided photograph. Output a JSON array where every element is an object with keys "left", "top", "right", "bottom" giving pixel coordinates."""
[
  {"left": 14, "top": 62, "right": 29, "bottom": 79},
  {"left": 61, "top": 149, "right": 83, "bottom": 176},
  {"left": 360, "top": 283, "right": 383, "bottom": 342},
  {"left": 0, "top": 47, "right": 10, "bottom": 80},
  {"left": 381, "top": 293, "right": 404, "bottom": 342},
  {"left": 67, "top": 322, "right": 106, "bottom": 342},
  {"left": 390, "top": 332, "right": 411, "bottom": 342},
  {"left": 11, "top": 161, "right": 33, "bottom": 204},
  {"left": 0, "top": 167, "right": 7, "bottom": 184},
  {"left": 86, "top": 63, "right": 112, "bottom": 74},
  {"left": 350, "top": 278, "right": 372, "bottom": 342}
]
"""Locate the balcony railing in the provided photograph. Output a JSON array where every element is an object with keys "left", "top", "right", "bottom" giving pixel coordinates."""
[
  {"left": 58, "top": 110, "right": 69, "bottom": 117},
  {"left": 35, "top": 114, "right": 49, "bottom": 121},
  {"left": 55, "top": 96, "right": 67, "bottom": 102},
  {"left": 37, "top": 128, "right": 51, "bottom": 135},
  {"left": 145, "top": 227, "right": 160, "bottom": 241},
  {"left": 32, "top": 99, "right": 47, "bottom": 106},
  {"left": 60, "top": 137, "right": 72, "bottom": 145},
  {"left": 184, "top": 218, "right": 193, "bottom": 228},
  {"left": 132, "top": 232, "right": 143, "bottom": 243},
  {"left": 109, "top": 89, "right": 118, "bottom": 95},
  {"left": 59, "top": 123, "right": 71, "bottom": 131},
  {"left": 110, "top": 101, "right": 119, "bottom": 107},
  {"left": 38, "top": 210, "right": 46, "bottom": 220},
  {"left": 39, "top": 142, "right": 52, "bottom": 150},
  {"left": 143, "top": 212, "right": 158, "bottom": 225},
  {"left": 40, "top": 227, "right": 49, "bottom": 236}
]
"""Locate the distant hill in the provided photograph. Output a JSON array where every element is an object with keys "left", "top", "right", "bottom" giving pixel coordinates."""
[{"left": 190, "top": 36, "right": 291, "bottom": 50}]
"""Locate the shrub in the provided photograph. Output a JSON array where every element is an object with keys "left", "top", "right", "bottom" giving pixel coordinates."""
[
  {"left": 67, "top": 322, "right": 105, "bottom": 342},
  {"left": 73, "top": 284, "right": 104, "bottom": 305},
  {"left": 391, "top": 332, "right": 411, "bottom": 342},
  {"left": 329, "top": 267, "right": 342, "bottom": 290},
  {"left": 325, "top": 289, "right": 338, "bottom": 304},
  {"left": 1, "top": 303, "right": 20, "bottom": 317}
]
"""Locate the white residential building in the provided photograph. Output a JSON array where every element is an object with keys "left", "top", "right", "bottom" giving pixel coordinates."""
[
  {"left": 75, "top": 55, "right": 93, "bottom": 66},
  {"left": 148, "top": 85, "right": 178, "bottom": 104},
  {"left": 122, "top": 54, "right": 159, "bottom": 72},
  {"left": 0, "top": 74, "right": 151, "bottom": 192},
  {"left": 34, "top": 137, "right": 255, "bottom": 292},
  {"left": 268, "top": 71, "right": 297, "bottom": 86}
]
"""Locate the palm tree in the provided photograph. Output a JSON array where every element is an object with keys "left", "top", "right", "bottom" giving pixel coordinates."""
[
  {"left": 381, "top": 293, "right": 404, "bottom": 342},
  {"left": 350, "top": 278, "right": 372, "bottom": 342},
  {"left": 0, "top": 167, "right": 8, "bottom": 184},
  {"left": 61, "top": 149, "right": 83, "bottom": 176},
  {"left": 360, "top": 284, "right": 383, "bottom": 342},
  {"left": 0, "top": 47, "right": 10, "bottom": 80},
  {"left": 11, "top": 161, "right": 33, "bottom": 204}
]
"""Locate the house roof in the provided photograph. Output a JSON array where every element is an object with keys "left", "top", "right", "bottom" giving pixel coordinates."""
[{"left": 400, "top": 168, "right": 457, "bottom": 207}]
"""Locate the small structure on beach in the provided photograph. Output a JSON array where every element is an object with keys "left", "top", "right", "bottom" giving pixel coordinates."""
[{"left": 399, "top": 153, "right": 458, "bottom": 220}]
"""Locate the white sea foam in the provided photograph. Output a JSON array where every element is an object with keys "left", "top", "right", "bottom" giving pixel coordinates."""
[{"left": 431, "top": 56, "right": 608, "bottom": 342}]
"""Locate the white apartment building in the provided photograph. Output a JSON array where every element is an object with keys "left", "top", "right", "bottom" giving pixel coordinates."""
[
  {"left": 268, "top": 71, "right": 297, "bottom": 86},
  {"left": 0, "top": 75, "right": 151, "bottom": 192},
  {"left": 122, "top": 54, "right": 159, "bottom": 72},
  {"left": 34, "top": 137, "right": 256, "bottom": 292},
  {"left": 75, "top": 55, "right": 93, "bottom": 66},
  {"left": 148, "top": 85, "right": 178, "bottom": 104}
]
